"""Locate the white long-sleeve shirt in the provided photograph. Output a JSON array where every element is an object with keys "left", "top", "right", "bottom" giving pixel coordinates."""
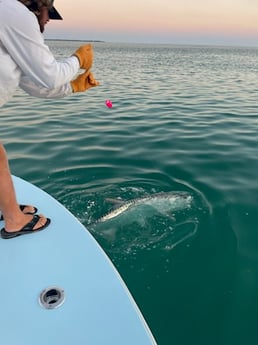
[{"left": 0, "top": 0, "right": 80, "bottom": 107}]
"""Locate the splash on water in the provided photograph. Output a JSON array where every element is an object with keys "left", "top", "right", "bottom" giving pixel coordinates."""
[{"left": 86, "top": 188, "right": 208, "bottom": 257}]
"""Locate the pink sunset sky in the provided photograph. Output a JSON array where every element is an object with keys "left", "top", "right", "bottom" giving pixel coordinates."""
[{"left": 45, "top": 0, "right": 258, "bottom": 46}]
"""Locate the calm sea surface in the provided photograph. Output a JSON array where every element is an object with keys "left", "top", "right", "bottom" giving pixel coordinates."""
[{"left": 2, "top": 41, "right": 258, "bottom": 345}]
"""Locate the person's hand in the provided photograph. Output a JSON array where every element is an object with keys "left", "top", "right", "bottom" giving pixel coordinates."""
[
  {"left": 73, "top": 44, "right": 94, "bottom": 70},
  {"left": 71, "top": 70, "right": 100, "bottom": 93}
]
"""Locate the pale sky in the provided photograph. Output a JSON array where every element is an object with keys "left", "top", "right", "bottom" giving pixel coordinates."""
[{"left": 45, "top": 0, "right": 258, "bottom": 46}]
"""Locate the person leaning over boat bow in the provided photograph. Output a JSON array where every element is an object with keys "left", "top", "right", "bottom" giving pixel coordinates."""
[{"left": 0, "top": 0, "right": 99, "bottom": 239}]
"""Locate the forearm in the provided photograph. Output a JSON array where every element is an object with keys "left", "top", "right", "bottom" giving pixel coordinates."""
[{"left": 19, "top": 77, "right": 73, "bottom": 98}]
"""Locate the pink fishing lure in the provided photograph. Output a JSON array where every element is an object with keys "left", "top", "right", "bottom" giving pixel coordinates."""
[{"left": 105, "top": 100, "right": 113, "bottom": 108}]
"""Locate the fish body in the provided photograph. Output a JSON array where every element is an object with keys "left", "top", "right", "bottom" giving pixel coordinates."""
[{"left": 97, "top": 192, "right": 193, "bottom": 223}]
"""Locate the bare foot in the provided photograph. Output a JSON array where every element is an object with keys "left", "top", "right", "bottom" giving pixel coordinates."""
[
  {"left": 5, "top": 213, "right": 49, "bottom": 233},
  {"left": 0, "top": 204, "right": 37, "bottom": 221},
  {"left": 21, "top": 205, "right": 37, "bottom": 214}
]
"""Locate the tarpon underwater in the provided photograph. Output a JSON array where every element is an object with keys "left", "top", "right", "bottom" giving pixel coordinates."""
[{"left": 95, "top": 192, "right": 193, "bottom": 223}]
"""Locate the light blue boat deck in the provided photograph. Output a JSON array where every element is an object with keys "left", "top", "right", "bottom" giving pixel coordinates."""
[{"left": 0, "top": 176, "right": 156, "bottom": 344}]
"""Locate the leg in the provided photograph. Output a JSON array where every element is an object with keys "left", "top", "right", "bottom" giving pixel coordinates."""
[{"left": 0, "top": 143, "right": 48, "bottom": 233}]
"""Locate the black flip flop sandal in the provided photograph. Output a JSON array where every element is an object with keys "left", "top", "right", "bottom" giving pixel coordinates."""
[
  {"left": 0, "top": 204, "right": 38, "bottom": 221},
  {"left": 0, "top": 215, "right": 51, "bottom": 239}
]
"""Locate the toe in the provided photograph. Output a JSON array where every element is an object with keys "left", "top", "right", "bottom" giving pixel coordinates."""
[{"left": 33, "top": 214, "right": 48, "bottom": 230}]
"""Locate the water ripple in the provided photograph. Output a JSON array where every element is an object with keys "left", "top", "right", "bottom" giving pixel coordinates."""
[{"left": 2, "top": 42, "right": 258, "bottom": 345}]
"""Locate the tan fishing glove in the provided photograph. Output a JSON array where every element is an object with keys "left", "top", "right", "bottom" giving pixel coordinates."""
[
  {"left": 73, "top": 44, "right": 94, "bottom": 70},
  {"left": 71, "top": 70, "right": 100, "bottom": 93}
]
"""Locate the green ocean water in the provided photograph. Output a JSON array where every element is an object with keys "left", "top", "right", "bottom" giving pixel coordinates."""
[{"left": 2, "top": 41, "right": 258, "bottom": 345}]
